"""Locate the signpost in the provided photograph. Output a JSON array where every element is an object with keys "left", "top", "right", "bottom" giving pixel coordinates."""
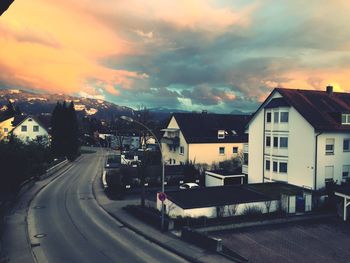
[{"left": 158, "top": 192, "right": 167, "bottom": 202}]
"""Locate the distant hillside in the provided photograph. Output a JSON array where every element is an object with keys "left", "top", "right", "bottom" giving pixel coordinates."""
[{"left": 0, "top": 89, "right": 134, "bottom": 120}]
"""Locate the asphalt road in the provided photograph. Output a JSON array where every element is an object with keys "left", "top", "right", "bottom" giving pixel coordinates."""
[{"left": 27, "top": 149, "right": 188, "bottom": 263}]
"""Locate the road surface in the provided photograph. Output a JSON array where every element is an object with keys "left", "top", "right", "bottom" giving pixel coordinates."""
[{"left": 27, "top": 149, "right": 188, "bottom": 263}]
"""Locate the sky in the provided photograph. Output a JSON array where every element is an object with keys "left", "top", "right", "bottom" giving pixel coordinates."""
[{"left": 1, "top": 0, "right": 350, "bottom": 113}]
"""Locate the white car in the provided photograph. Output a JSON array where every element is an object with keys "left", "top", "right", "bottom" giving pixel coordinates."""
[{"left": 179, "top": 183, "right": 199, "bottom": 190}]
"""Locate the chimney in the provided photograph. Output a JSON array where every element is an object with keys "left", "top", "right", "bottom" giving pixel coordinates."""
[{"left": 326, "top": 85, "right": 333, "bottom": 95}]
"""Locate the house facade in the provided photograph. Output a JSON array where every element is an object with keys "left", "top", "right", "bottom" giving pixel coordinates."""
[
  {"left": 161, "top": 113, "right": 250, "bottom": 166},
  {"left": 11, "top": 115, "right": 49, "bottom": 144},
  {"left": 0, "top": 116, "right": 14, "bottom": 140},
  {"left": 245, "top": 86, "right": 350, "bottom": 190}
]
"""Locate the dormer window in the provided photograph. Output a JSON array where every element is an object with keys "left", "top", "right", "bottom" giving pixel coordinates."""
[
  {"left": 341, "top": 114, "right": 350, "bottom": 125},
  {"left": 218, "top": 130, "right": 225, "bottom": 139}
]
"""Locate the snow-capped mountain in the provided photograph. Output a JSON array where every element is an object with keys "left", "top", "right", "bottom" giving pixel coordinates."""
[{"left": 0, "top": 89, "right": 134, "bottom": 119}]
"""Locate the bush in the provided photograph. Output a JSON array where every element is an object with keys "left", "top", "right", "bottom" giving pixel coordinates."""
[
  {"left": 241, "top": 205, "right": 263, "bottom": 218},
  {"left": 0, "top": 140, "right": 53, "bottom": 195}
]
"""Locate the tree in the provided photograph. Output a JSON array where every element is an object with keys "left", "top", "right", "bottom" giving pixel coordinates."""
[{"left": 51, "top": 101, "right": 80, "bottom": 160}]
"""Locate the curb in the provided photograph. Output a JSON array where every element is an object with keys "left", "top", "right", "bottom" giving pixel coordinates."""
[
  {"left": 91, "top": 172, "right": 201, "bottom": 263},
  {"left": 0, "top": 157, "right": 79, "bottom": 263}
]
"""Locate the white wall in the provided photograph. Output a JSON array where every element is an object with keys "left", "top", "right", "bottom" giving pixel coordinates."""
[
  {"left": 316, "top": 133, "right": 350, "bottom": 189},
  {"left": 247, "top": 103, "right": 265, "bottom": 183},
  {"left": 248, "top": 91, "right": 316, "bottom": 189},
  {"left": 157, "top": 197, "right": 279, "bottom": 218},
  {"left": 162, "top": 116, "right": 188, "bottom": 165},
  {"left": 0, "top": 117, "right": 14, "bottom": 140},
  {"left": 205, "top": 172, "right": 224, "bottom": 187},
  {"left": 12, "top": 117, "right": 48, "bottom": 143},
  {"left": 188, "top": 142, "right": 243, "bottom": 166}
]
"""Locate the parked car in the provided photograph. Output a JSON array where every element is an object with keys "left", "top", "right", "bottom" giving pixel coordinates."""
[
  {"left": 105, "top": 154, "right": 121, "bottom": 169},
  {"left": 179, "top": 183, "right": 199, "bottom": 190}
]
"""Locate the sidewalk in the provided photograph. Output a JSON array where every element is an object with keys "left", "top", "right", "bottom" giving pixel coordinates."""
[
  {"left": 0, "top": 160, "right": 74, "bottom": 263},
  {"left": 93, "top": 177, "right": 233, "bottom": 263}
]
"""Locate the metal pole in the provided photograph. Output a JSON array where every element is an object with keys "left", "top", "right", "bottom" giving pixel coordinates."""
[{"left": 120, "top": 116, "right": 165, "bottom": 231}]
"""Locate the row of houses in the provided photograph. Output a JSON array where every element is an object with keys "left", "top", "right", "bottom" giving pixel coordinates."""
[
  {"left": 161, "top": 85, "right": 350, "bottom": 192},
  {"left": 159, "top": 86, "right": 350, "bottom": 219}
]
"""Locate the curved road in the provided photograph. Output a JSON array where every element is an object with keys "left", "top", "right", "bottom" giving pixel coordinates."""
[{"left": 27, "top": 150, "right": 187, "bottom": 263}]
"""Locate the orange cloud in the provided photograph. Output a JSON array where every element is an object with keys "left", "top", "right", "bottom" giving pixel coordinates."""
[{"left": 0, "top": 0, "right": 136, "bottom": 96}]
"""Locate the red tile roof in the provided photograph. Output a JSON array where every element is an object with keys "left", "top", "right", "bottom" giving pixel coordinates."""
[{"left": 275, "top": 88, "right": 350, "bottom": 132}]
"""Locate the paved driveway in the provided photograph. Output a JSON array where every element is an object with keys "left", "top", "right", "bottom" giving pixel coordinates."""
[{"left": 212, "top": 218, "right": 350, "bottom": 263}]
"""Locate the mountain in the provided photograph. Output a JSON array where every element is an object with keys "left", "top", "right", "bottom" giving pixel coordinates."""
[{"left": 0, "top": 89, "right": 134, "bottom": 120}]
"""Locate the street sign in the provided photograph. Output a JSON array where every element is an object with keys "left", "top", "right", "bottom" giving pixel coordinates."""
[{"left": 158, "top": 192, "right": 167, "bottom": 202}]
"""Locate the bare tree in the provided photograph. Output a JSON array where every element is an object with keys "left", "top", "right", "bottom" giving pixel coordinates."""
[{"left": 264, "top": 200, "right": 272, "bottom": 214}]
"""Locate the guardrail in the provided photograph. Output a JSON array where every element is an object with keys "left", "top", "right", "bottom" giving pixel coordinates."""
[{"left": 41, "top": 158, "right": 69, "bottom": 180}]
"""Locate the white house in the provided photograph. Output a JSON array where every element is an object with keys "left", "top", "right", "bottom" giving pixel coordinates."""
[
  {"left": 161, "top": 113, "right": 250, "bottom": 166},
  {"left": 11, "top": 115, "right": 49, "bottom": 144},
  {"left": 245, "top": 86, "right": 350, "bottom": 190},
  {"left": 0, "top": 116, "right": 14, "bottom": 140}
]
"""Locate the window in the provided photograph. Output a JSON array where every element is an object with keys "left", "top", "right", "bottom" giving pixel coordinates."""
[
  {"left": 325, "top": 138, "right": 335, "bottom": 155},
  {"left": 273, "top": 137, "right": 278, "bottom": 148},
  {"left": 219, "top": 147, "right": 225, "bottom": 155},
  {"left": 232, "top": 147, "right": 238, "bottom": 154},
  {"left": 218, "top": 130, "right": 225, "bottom": 139},
  {"left": 28, "top": 118, "right": 32, "bottom": 122},
  {"left": 33, "top": 125, "right": 39, "bottom": 132},
  {"left": 266, "top": 136, "right": 271, "bottom": 147},
  {"left": 280, "top": 112, "right": 289, "bottom": 123},
  {"left": 279, "top": 162, "right": 288, "bottom": 173},
  {"left": 343, "top": 165, "right": 350, "bottom": 178},
  {"left": 274, "top": 112, "right": 279, "bottom": 123},
  {"left": 341, "top": 114, "right": 350, "bottom": 125},
  {"left": 325, "top": 166, "right": 334, "bottom": 182},
  {"left": 344, "top": 139, "right": 350, "bottom": 152},
  {"left": 173, "top": 159, "right": 176, "bottom": 164},
  {"left": 280, "top": 137, "right": 288, "bottom": 148},
  {"left": 266, "top": 112, "right": 271, "bottom": 123},
  {"left": 273, "top": 161, "right": 278, "bottom": 172},
  {"left": 4, "top": 127, "right": 8, "bottom": 132},
  {"left": 266, "top": 160, "right": 270, "bottom": 171},
  {"left": 169, "top": 159, "right": 172, "bottom": 165},
  {"left": 180, "top": 146, "right": 184, "bottom": 155},
  {"left": 21, "top": 125, "right": 27, "bottom": 132}
]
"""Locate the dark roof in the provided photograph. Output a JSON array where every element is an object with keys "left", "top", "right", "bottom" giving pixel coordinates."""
[
  {"left": 12, "top": 115, "right": 27, "bottom": 126},
  {"left": 208, "top": 168, "right": 243, "bottom": 176},
  {"left": 166, "top": 184, "right": 274, "bottom": 209},
  {"left": 0, "top": 112, "right": 13, "bottom": 123},
  {"left": 264, "top": 97, "right": 290, "bottom": 109},
  {"left": 12, "top": 115, "right": 49, "bottom": 131},
  {"left": 334, "top": 185, "right": 350, "bottom": 196},
  {"left": 275, "top": 88, "right": 350, "bottom": 132},
  {"left": 172, "top": 113, "right": 250, "bottom": 143}
]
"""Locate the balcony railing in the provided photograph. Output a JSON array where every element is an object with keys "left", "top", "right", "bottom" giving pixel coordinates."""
[
  {"left": 242, "top": 164, "right": 248, "bottom": 174},
  {"left": 161, "top": 136, "right": 180, "bottom": 147},
  {"left": 243, "top": 143, "right": 248, "bottom": 153}
]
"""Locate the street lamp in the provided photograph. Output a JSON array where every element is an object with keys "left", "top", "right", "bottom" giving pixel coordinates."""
[{"left": 120, "top": 116, "right": 166, "bottom": 231}]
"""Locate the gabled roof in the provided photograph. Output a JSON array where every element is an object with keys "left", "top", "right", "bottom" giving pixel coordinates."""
[
  {"left": 11, "top": 115, "right": 49, "bottom": 132},
  {"left": 275, "top": 88, "right": 350, "bottom": 132},
  {"left": 248, "top": 87, "right": 350, "bottom": 132},
  {"left": 171, "top": 113, "right": 250, "bottom": 143}
]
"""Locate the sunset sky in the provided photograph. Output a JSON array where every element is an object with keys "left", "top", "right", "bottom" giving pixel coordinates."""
[{"left": 2, "top": 0, "right": 350, "bottom": 113}]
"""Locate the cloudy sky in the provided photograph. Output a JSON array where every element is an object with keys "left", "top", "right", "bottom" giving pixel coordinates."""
[{"left": 1, "top": 0, "right": 350, "bottom": 113}]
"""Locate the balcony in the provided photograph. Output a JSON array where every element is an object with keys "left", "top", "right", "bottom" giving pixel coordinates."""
[
  {"left": 161, "top": 136, "right": 180, "bottom": 147},
  {"left": 243, "top": 143, "right": 248, "bottom": 153},
  {"left": 242, "top": 164, "right": 248, "bottom": 175}
]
